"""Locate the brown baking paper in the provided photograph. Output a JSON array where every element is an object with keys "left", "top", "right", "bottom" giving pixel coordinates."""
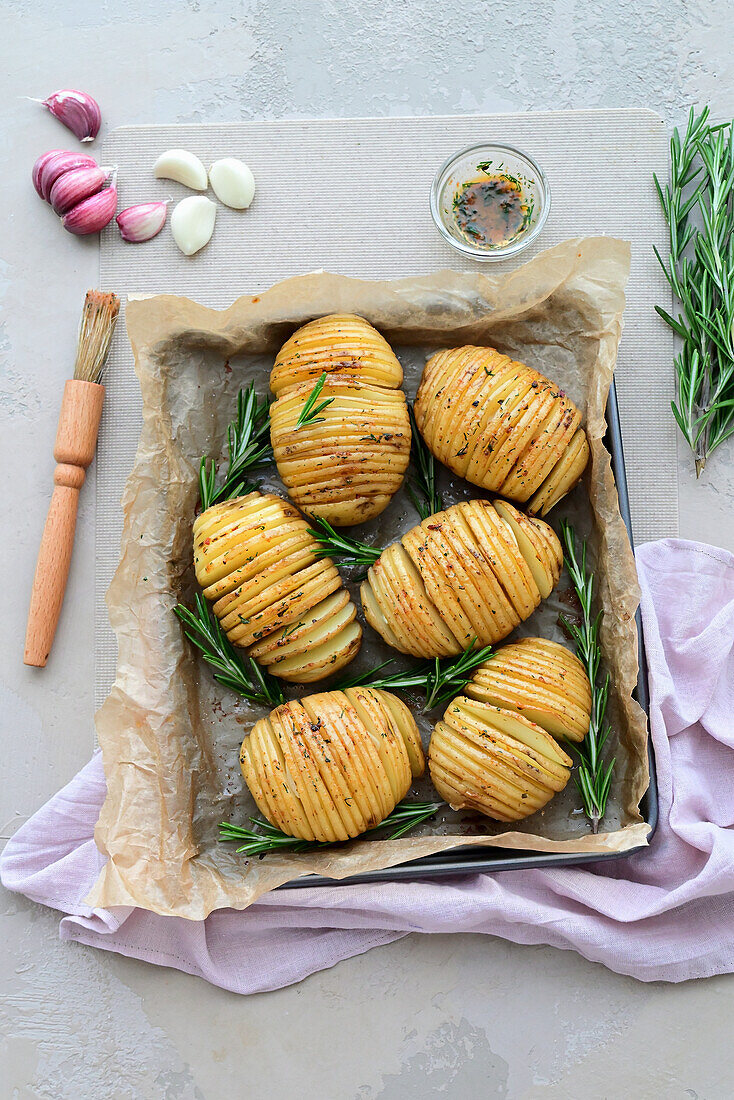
[{"left": 88, "top": 237, "right": 650, "bottom": 919}]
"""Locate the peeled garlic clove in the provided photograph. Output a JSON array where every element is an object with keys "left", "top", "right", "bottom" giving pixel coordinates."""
[
  {"left": 116, "top": 201, "right": 168, "bottom": 243},
  {"left": 154, "top": 149, "right": 208, "bottom": 191},
  {"left": 209, "top": 158, "right": 256, "bottom": 209},
  {"left": 62, "top": 184, "right": 117, "bottom": 235},
  {"left": 33, "top": 149, "right": 97, "bottom": 201},
  {"left": 171, "top": 195, "right": 216, "bottom": 255},
  {"left": 43, "top": 89, "right": 101, "bottom": 142},
  {"left": 49, "top": 165, "right": 109, "bottom": 215}
]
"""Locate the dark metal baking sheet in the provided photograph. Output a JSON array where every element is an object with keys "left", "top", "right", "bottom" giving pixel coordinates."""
[{"left": 278, "top": 378, "right": 658, "bottom": 890}]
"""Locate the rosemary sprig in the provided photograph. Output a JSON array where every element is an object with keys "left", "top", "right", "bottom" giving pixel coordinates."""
[
  {"left": 306, "top": 515, "right": 384, "bottom": 568},
  {"left": 219, "top": 799, "right": 445, "bottom": 857},
  {"left": 654, "top": 106, "right": 734, "bottom": 475},
  {"left": 334, "top": 639, "right": 494, "bottom": 711},
  {"left": 406, "top": 404, "right": 443, "bottom": 520},
  {"left": 174, "top": 593, "right": 284, "bottom": 707},
  {"left": 558, "top": 522, "right": 614, "bottom": 833},
  {"left": 295, "top": 372, "right": 334, "bottom": 429},
  {"left": 199, "top": 383, "right": 274, "bottom": 510}
]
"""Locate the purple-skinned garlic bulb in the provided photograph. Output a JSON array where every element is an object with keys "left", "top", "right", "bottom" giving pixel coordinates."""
[
  {"left": 32, "top": 149, "right": 97, "bottom": 201},
  {"left": 116, "top": 201, "right": 168, "bottom": 243},
  {"left": 49, "top": 165, "right": 109, "bottom": 215},
  {"left": 42, "top": 89, "right": 102, "bottom": 142},
  {"left": 62, "top": 184, "right": 117, "bottom": 235}
]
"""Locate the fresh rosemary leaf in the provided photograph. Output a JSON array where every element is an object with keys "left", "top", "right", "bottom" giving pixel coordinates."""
[
  {"left": 295, "top": 372, "right": 334, "bottom": 429},
  {"left": 199, "top": 383, "right": 274, "bottom": 510},
  {"left": 406, "top": 404, "right": 443, "bottom": 521},
  {"left": 654, "top": 106, "right": 734, "bottom": 474},
  {"left": 174, "top": 593, "right": 284, "bottom": 707},
  {"left": 333, "top": 639, "right": 494, "bottom": 712},
  {"left": 306, "top": 515, "right": 384, "bottom": 568},
  {"left": 219, "top": 799, "right": 445, "bottom": 856},
  {"left": 558, "top": 521, "right": 615, "bottom": 833}
]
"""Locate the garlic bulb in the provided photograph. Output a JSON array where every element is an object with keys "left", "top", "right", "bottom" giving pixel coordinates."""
[
  {"left": 42, "top": 89, "right": 102, "bottom": 142},
  {"left": 62, "top": 185, "right": 117, "bottom": 235},
  {"left": 49, "top": 165, "right": 109, "bottom": 216},
  {"left": 116, "top": 202, "right": 168, "bottom": 243},
  {"left": 32, "top": 150, "right": 96, "bottom": 201},
  {"left": 209, "top": 158, "right": 256, "bottom": 209},
  {"left": 154, "top": 149, "right": 208, "bottom": 191},
  {"left": 171, "top": 195, "right": 216, "bottom": 255}
]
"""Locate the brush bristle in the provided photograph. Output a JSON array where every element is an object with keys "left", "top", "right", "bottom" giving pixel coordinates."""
[{"left": 73, "top": 290, "right": 121, "bottom": 383}]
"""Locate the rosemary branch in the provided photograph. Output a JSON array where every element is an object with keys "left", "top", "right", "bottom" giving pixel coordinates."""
[
  {"left": 334, "top": 639, "right": 494, "bottom": 711},
  {"left": 199, "top": 383, "right": 274, "bottom": 510},
  {"left": 174, "top": 594, "right": 284, "bottom": 707},
  {"left": 219, "top": 799, "right": 445, "bottom": 857},
  {"left": 406, "top": 404, "right": 443, "bottom": 520},
  {"left": 558, "top": 522, "right": 614, "bottom": 833},
  {"left": 295, "top": 372, "right": 334, "bottom": 429},
  {"left": 654, "top": 106, "right": 734, "bottom": 474},
  {"left": 306, "top": 516, "right": 384, "bottom": 568}
]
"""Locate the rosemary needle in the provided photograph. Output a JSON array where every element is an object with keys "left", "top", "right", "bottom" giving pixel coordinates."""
[
  {"left": 306, "top": 515, "right": 384, "bottom": 568},
  {"left": 406, "top": 404, "right": 443, "bottom": 521},
  {"left": 558, "top": 521, "right": 614, "bottom": 833},
  {"left": 294, "top": 372, "right": 334, "bottom": 429}
]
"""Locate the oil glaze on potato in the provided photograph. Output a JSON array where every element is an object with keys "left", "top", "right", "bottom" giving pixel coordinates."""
[
  {"left": 240, "top": 688, "right": 426, "bottom": 841},
  {"left": 193, "top": 491, "right": 361, "bottom": 683},
  {"left": 269, "top": 314, "right": 411, "bottom": 526},
  {"left": 360, "top": 499, "right": 562, "bottom": 658},
  {"left": 414, "top": 345, "right": 590, "bottom": 516}
]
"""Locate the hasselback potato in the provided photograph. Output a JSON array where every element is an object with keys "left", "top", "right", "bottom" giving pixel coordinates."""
[
  {"left": 194, "top": 491, "right": 361, "bottom": 682},
  {"left": 465, "top": 637, "right": 591, "bottom": 743},
  {"left": 269, "top": 314, "right": 411, "bottom": 526},
  {"left": 360, "top": 499, "right": 562, "bottom": 657},
  {"left": 428, "top": 637, "right": 590, "bottom": 822},
  {"left": 240, "top": 689, "right": 426, "bottom": 841},
  {"left": 414, "top": 345, "right": 590, "bottom": 516}
]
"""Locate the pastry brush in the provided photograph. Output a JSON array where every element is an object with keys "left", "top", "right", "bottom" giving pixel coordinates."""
[{"left": 24, "top": 290, "right": 120, "bottom": 667}]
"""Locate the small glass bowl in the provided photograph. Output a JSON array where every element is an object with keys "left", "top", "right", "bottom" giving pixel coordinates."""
[{"left": 430, "top": 142, "right": 551, "bottom": 262}]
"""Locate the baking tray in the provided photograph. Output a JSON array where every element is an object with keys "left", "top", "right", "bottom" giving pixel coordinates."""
[{"left": 278, "top": 378, "right": 658, "bottom": 889}]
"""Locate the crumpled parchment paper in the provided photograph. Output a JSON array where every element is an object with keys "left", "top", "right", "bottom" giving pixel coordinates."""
[{"left": 88, "top": 236, "right": 649, "bottom": 919}]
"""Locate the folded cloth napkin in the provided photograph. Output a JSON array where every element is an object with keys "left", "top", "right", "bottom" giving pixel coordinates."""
[{"left": 3, "top": 539, "right": 734, "bottom": 994}]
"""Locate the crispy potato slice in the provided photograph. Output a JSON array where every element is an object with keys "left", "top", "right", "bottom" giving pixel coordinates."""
[{"left": 270, "top": 314, "right": 404, "bottom": 394}]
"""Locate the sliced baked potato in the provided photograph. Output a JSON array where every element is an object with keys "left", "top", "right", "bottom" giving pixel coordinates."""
[
  {"left": 428, "top": 695, "right": 573, "bottom": 822},
  {"left": 240, "top": 688, "right": 425, "bottom": 841},
  {"left": 193, "top": 491, "right": 361, "bottom": 682},
  {"left": 360, "top": 499, "right": 562, "bottom": 657},
  {"left": 269, "top": 314, "right": 411, "bottom": 525},
  {"left": 414, "top": 345, "right": 590, "bottom": 516}
]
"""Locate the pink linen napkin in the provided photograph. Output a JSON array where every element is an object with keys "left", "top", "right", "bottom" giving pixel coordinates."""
[{"left": 3, "top": 538, "right": 734, "bottom": 994}]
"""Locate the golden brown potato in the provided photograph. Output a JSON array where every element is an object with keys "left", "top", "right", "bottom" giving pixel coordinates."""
[
  {"left": 360, "top": 499, "right": 562, "bottom": 658},
  {"left": 428, "top": 695, "right": 573, "bottom": 822},
  {"left": 193, "top": 491, "right": 361, "bottom": 683},
  {"left": 240, "top": 688, "right": 426, "bottom": 841},
  {"left": 465, "top": 637, "right": 591, "bottom": 743},
  {"left": 269, "top": 315, "right": 411, "bottom": 526},
  {"left": 414, "top": 345, "right": 590, "bottom": 516}
]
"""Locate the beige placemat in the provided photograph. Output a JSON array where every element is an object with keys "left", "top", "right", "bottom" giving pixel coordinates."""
[{"left": 96, "top": 109, "right": 676, "bottom": 704}]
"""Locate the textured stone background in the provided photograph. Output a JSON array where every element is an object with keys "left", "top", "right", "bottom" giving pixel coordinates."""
[{"left": 2, "top": 2, "right": 734, "bottom": 1097}]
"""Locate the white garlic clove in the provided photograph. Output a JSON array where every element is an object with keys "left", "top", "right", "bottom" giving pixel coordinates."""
[
  {"left": 116, "top": 201, "right": 168, "bottom": 243},
  {"left": 154, "top": 149, "right": 208, "bottom": 191},
  {"left": 42, "top": 89, "right": 102, "bottom": 142},
  {"left": 62, "top": 185, "right": 117, "bottom": 235},
  {"left": 171, "top": 196, "right": 216, "bottom": 255},
  {"left": 209, "top": 158, "right": 256, "bottom": 209}
]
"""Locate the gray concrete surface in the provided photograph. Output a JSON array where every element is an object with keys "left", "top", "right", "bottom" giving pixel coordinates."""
[{"left": 2, "top": 1, "right": 734, "bottom": 1097}]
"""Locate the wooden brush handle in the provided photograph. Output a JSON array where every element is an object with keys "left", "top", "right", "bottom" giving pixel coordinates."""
[{"left": 24, "top": 380, "right": 105, "bottom": 667}]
